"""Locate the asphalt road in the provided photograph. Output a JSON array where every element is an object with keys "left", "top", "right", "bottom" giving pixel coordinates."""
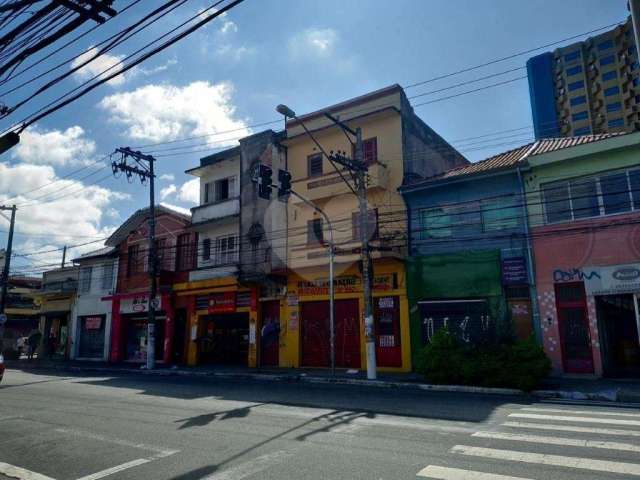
[{"left": 1, "top": 369, "right": 639, "bottom": 480}]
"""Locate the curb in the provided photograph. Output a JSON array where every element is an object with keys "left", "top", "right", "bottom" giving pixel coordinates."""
[{"left": 6, "top": 363, "right": 639, "bottom": 403}]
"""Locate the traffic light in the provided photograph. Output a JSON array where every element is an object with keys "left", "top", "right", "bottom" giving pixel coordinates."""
[
  {"left": 257, "top": 164, "right": 272, "bottom": 200},
  {"left": 278, "top": 169, "right": 292, "bottom": 202}
]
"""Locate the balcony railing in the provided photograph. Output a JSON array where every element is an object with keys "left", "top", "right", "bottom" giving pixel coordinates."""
[
  {"left": 191, "top": 198, "right": 239, "bottom": 224},
  {"left": 42, "top": 279, "right": 77, "bottom": 293},
  {"left": 291, "top": 162, "right": 389, "bottom": 203}
]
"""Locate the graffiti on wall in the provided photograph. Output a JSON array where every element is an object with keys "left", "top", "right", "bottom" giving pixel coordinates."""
[{"left": 553, "top": 268, "right": 601, "bottom": 283}]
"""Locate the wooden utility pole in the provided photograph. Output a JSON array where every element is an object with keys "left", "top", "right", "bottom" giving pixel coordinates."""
[{"left": 0, "top": 205, "right": 17, "bottom": 342}]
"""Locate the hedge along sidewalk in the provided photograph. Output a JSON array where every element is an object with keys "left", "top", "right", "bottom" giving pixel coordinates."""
[{"left": 7, "top": 361, "right": 640, "bottom": 404}]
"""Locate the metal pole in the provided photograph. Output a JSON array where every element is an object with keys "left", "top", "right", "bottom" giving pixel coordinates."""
[
  {"left": 355, "top": 128, "right": 377, "bottom": 380},
  {"left": 147, "top": 157, "right": 157, "bottom": 370},
  {"left": 0, "top": 205, "right": 16, "bottom": 344},
  {"left": 290, "top": 190, "right": 335, "bottom": 375},
  {"left": 630, "top": 0, "right": 640, "bottom": 62},
  {"left": 61, "top": 245, "right": 67, "bottom": 268}
]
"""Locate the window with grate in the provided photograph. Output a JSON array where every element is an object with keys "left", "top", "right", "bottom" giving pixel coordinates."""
[
  {"left": 307, "top": 153, "right": 323, "bottom": 177},
  {"left": 176, "top": 234, "right": 196, "bottom": 271},
  {"left": 79, "top": 267, "right": 92, "bottom": 293},
  {"left": 202, "top": 238, "right": 211, "bottom": 261},
  {"left": 127, "top": 244, "right": 141, "bottom": 277}
]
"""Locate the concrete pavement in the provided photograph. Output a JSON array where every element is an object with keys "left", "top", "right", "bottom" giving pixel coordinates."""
[{"left": 1, "top": 369, "right": 640, "bottom": 479}]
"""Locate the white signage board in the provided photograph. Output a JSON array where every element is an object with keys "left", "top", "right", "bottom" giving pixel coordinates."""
[
  {"left": 583, "top": 263, "right": 640, "bottom": 296},
  {"left": 120, "top": 295, "right": 163, "bottom": 314}
]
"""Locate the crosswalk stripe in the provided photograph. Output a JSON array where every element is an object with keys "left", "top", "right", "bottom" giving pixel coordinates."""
[
  {"left": 503, "top": 421, "right": 640, "bottom": 437},
  {"left": 522, "top": 407, "right": 640, "bottom": 418},
  {"left": 509, "top": 413, "right": 640, "bottom": 427},
  {"left": 473, "top": 431, "right": 640, "bottom": 453},
  {"left": 452, "top": 445, "right": 640, "bottom": 476},
  {"left": 416, "top": 465, "right": 533, "bottom": 479}
]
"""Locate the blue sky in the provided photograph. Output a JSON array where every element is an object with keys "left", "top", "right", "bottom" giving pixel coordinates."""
[{"left": 0, "top": 0, "right": 628, "bottom": 273}]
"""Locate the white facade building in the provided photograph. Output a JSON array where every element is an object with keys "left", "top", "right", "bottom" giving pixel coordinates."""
[
  {"left": 186, "top": 147, "right": 241, "bottom": 281},
  {"left": 69, "top": 247, "right": 118, "bottom": 361}
]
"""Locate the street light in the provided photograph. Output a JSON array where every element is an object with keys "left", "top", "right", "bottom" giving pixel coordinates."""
[{"left": 277, "top": 104, "right": 336, "bottom": 376}]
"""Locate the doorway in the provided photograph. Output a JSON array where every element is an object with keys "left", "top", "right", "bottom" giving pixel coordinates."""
[
  {"left": 555, "top": 283, "right": 594, "bottom": 374},
  {"left": 198, "top": 313, "right": 249, "bottom": 365},
  {"left": 173, "top": 308, "right": 187, "bottom": 364},
  {"left": 374, "top": 296, "right": 402, "bottom": 367},
  {"left": 597, "top": 294, "right": 640, "bottom": 377},
  {"left": 260, "top": 300, "right": 280, "bottom": 367}
]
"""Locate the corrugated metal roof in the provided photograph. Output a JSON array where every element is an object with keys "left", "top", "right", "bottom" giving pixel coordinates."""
[
  {"left": 72, "top": 246, "right": 115, "bottom": 263},
  {"left": 402, "top": 132, "right": 628, "bottom": 189}
]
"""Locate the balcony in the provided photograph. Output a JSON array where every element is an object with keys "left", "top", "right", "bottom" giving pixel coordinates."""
[
  {"left": 191, "top": 198, "right": 239, "bottom": 225},
  {"left": 189, "top": 264, "right": 238, "bottom": 282},
  {"left": 292, "top": 162, "right": 389, "bottom": 203},
  {"left": 42, "top": 279, "right": 78, "bottom": 294}
]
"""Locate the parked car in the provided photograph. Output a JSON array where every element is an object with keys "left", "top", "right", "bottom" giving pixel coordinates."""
[{"left": 0, "top": 354, "right": 5, "bottom": 383}]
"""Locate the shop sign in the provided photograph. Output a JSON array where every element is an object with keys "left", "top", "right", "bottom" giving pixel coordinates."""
[
  {"left": 120, "top": 295, "right": 162, "bottom": 314},
  {"left": 288, "top": 310, "right": 298, "bottom": 331},
  {"left": 208, "top": 292, "right": 236, "bottom": 313},
  {"left": 502, "top": 257, "right": 528, "bottom": 285},
  {"left": 84, "top": 316, "right": 102, "bottom": 330},
  {"left": 297, "top": 276, "right": 360, "bottom": 296},
  {"left": 378, "top": 297, "right": 394, "bottom": 309},
  {"left": 583, "top": 263, "right": 640, "bottom": 296},
  {"left": 287, "top": 293, "right": 299, "bottom": 306},
  {"left": 373, "top": 274, "right": 397, "bottom": 291}
]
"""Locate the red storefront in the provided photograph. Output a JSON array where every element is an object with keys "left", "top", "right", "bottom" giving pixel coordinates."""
[
  {"left": 103, "top": 206, "right": 196, "bottom": 364},
  {"left": 533, "top": 213, "right": 640, "bottom": 377}
]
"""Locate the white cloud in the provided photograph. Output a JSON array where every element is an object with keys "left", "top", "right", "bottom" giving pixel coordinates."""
[
  {"left": 214, "top": 44, "right": 255, "bottom": 61},
  {"left": 0, "top": 162, "right": 127, "bottom": 268},
  {"left": 99, "top": 81, "right": 251, "bottom": 143},
  {"left": 159, "top": 173, "right": 175, "bottom": 181},
  {"left": 160, "top": 184, "right": 177, "bottom": 200},
  {"left": 289, "top": 28, "right": 338, "bottom": 60},
  {"left": 12, "top": 126, "right": 96, "bottom": 166},
  {"left": 70, "top": 47, "right": 128, "bottom": 86},
  {"left": 177, "top": 178, "right": 199, "bottom": 204},
  {"left": 219, "top": 20, "right": 238, "bottom": 34}
]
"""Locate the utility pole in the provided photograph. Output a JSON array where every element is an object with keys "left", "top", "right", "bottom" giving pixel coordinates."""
[
  {"left": 354, "top": 128, "right": 377, "bottom": 380},
  {"left": 111, "top": 148, "right": 157, "bottom": 369},
  {"left": 61, "top": 245, "right": 67, "bottom": 268},
  {"left": 0, "top": 205, "right": 17, "bottom": 345}
]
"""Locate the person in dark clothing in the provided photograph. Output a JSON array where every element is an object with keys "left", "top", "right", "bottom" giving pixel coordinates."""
[{"left": 27, "top": 330, "right": 41, "bottom": 360}]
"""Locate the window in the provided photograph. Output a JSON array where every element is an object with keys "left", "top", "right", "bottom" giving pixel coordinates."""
[
  {"left": 363, "top": 137, "right": 378, "bottom": 165},
  {"left": 601, "top": 172, "right": 631, "bottom": 214},
  {"left": 597, "top": 39, "right": 614, "bottom": 51},
  {"left": 600, "top": 55, "right": 615, "bottom": 66},
  {"left": 568, "top": 80, "right": 584, "bottom": 91},
  {"left": 606, "top": 102, "right": 622, "bottom": 113},
  {"left": 570, "top": 178, "right": 599, "bottom": 219},
  {"left": 79, "top": 267, "right": 92, "bottom": 293},
  {"left": 215, "top": 235, "right": 237, "bottom": 265},
  {"left": 608, "top": 118, "right": 625, "bottom": 128},
  {"left": 564, "top": 51, "right": 580, "bottom": 62},
  {"left": 420, "top": 208, "right": 451, "bottom": 239},
  {"left": 307, "top": 153, "right": 323, "bottom": 177},
  {"left": 176, "top": 234, "right": 195, "bottom": 271},
  {"left": 202, "top": 238, "right": 211, "bottom": 261},
  {"left": 542, "top": 169, "right": 639, "bottom": 224},
  {"left": 572, "top": 111, "right": 588, "bottom": 121},
  {"left": 574, "top": 126, "right": 591, "bottom": 135},
  {"left": 630, "top": 169, "right": 640, "bottom": 208},
  {"left": 101, "top": 262, "right": 114, "bottom": 290},
  {"left": 604, "top": 85, "right": 620, "bottom": 96},
  {"left": 566, "top": 65, "right": 583, "bottom": 76},
  {"left": 352, "top": 209, "right": 379, "bottom": 241},
  {"left": 127, "top": 244, "right": 141, "bottom": 277},
  {"left": 602, "top": 70, "right": 617, "bottom": 81},
  {"left": 570, "top": 95, "right": 586, "bottom": 106},
  {"left": 204, "top": 177, "right": 236, "bottom": 203},
  {"left": 634, "top": 77, "right": 640, "bottom": 87},
  {"left": 307, "top": 218, "right": 324, "bottom": 245},
  {"left": 543, "top": 182, "right": 572, "bottom": 223},
  {"left": 481, "top": 196, "right": 519, "bottom": 231}
]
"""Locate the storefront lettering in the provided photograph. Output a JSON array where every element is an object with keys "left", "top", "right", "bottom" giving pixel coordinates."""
[
  {"left": 612, "top": 267, "right": 640, "bottom": 281},
  {"left": 208, "top": 292, "right": 236, "bottom": 314},
  {"left": 553, "top": 268, "right": 601, "bottom": 282},
  {"left": 297, "top": 273, "right": 397, "bottom": 296}
]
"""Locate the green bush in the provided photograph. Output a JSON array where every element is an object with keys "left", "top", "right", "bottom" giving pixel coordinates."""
[{"left": 416, "top": 329, "right": 551, "bottom": 392}]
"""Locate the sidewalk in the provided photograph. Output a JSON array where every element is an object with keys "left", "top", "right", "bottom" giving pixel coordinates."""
[{"left": 6, "top": 358, "right": 640, "bottom": 404}]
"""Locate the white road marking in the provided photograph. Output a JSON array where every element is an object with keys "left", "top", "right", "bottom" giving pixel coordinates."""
[
  {"left": 522, "top": 407, "right": 640, "bottom": 418},
  {"left": 0, "top": 462, "right": 55, "bottom": 480},
  {"left": 417, "top": 465, "right": 533, "bottom": 479},
  {"left": 509, "top": 412, "right": 640, "bottom": 426},
  {"left": 503, "top": 421, "right": 640, "bottom": 437},
  {"left": 54, "top": 427, "right": 178, "bottom": 457},
  {"left": 74, "top": 458, "right": 150, "bottom": 480},
  {"left": 473, "top": 431, "right": 640, "bottom": 453},
  {"left": 452, "top": 445, "right": 640, "bottom": 476},
  {"left": 204, "top": 450, "right": 294, "bottom": 480}
]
